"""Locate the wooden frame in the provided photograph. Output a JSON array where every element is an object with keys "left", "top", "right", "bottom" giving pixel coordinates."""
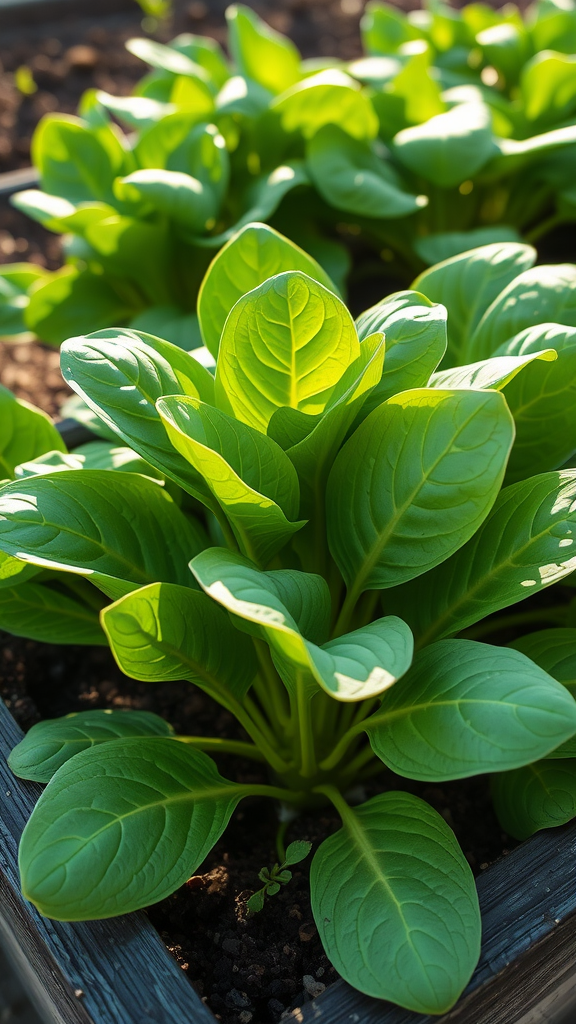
[{"left": 2, "top": 694, "right": 576, "bottom": 1024}]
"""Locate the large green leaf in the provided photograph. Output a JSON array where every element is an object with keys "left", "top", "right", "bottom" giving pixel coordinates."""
[
  {"left": 0, "top": 580, "right": 105, "bottom": 645},
  {"left": 157, "top": 396, "right": 304, "bottom": 564},
  {"left": 363, "top": 640, "right": 576, "bottom": 779},
  {"left": 327, "top": 388, "right": 514, "bottom": 597},
  {"left": 494, "top": 324, "right": 576, "bottom": 482},
  {"left": 0, "top": 471, "right": 205, "bottom": 599},
  {"left": 271, "top": 70, "right": 379, "bottom": 141},
  {"left": 389, "top": 471, "right": 576, "bottom": 645},
  {"left": 392, "top": 103, "right": 497, "bottom": 188},
  {"left": 0, "top": 263, "right": 48, "bottom": 338},
  {"left": 197, "top": 223, "right": 338, "bottom": 358},
  {"left": 429, "top": 348, "right": 556, "bottom": 391},
  {"left": 413, "top": 227, "right": 523, "bottom": 268},
  {"left": 307, "top": 125, "right": 426, "bottom": 219},
  {"left": 226, "top": 3, "right": 301, "bottom": 95},
  {"left": 9, "top": 709, "right": 173, "bottom": 783},
  {"left": 25, "top": 266, "right": 133, "bottom": 347},
  {"left": 191, "top": 549, "right": 412, "bottom": 700},
  {"left": 511, "top": 628, "right": 576, "bottom": 695},
  {"left": 412, "top": 242, "right": 536, "bottom": 366},
  {"left": 101, "top": 582, "right": 257, "bottom": 705},
  {"left": 32, "top": 114, "right": 128, "bottom": 206},
  {"left": 310, "top": 791, "right": 480, "bottom": 1014},
  {"left": 468, "top": 264, "right": 576, "bottom": 362},
  {"left": 114, "top": 169, "right": 217, "bottom": 234},
  {"left": 0, "top": 385, "right": 66, "bottom": 479},
  {"left": 19, "top": 739, "right": 246, "bottom": 919},
  {"left": 521, "top": 52, "right": 576, "bottom": 126},
  {"left": 491, "top": 759, "right": 576, "bottom": 839},
  {"left": 61, "top": 329, "right": 217, "bottom": 505},
  {"left": 0, "top": 550, "right": 39, "bottom": 588},
  {"left": 215, "top": 271, "right": 359, "bottom": 432},
  {"left": 355, "top": 292, "right": 447, "bottom": 414},
  {"left": 126, "top": 37, "right": 215, "bottom": 82}
]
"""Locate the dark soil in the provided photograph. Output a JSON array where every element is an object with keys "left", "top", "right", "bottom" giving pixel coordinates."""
[{"left": 1, "top": 632, "right": 515, "bottom": 1024}]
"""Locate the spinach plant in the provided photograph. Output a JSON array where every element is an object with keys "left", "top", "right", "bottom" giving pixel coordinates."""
[
  {"left": 4, "top": 0, "right": 576, "bottom": 346},
  {"left": 4, "top": 228, "right": 576, "bottom": 1015}
]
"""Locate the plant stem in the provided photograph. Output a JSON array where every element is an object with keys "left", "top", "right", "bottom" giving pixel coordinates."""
[
  {"left": 319, "top": 718, "right": 366, "bottom": 772},
  {"left": 331, "top": 583, "right": 360, "bottom": 639},
  {"left": 344, "top": 742, "right": 379, "bottom": 776},
  {"left": 175, "top": 735, "right": 266, "bottom": 761},
  {"left": 459, "top": 604, "right": 568, "bottom": 641},
  {"left": 296, "top": 671, "right": 317, "bottom": 777},
  {"left": 524, "top": 212, "right": 568, "bottom": 244},
  {"left": 253, "top": 639, "right": 291, "bottom": 730},
  {"left": 313, "top": 783, "right": 354, "bottom": 824},
  {"left": 276, "top": 820, "right": 289, "bottom": 862},
  {"left": 230, "top": 699, "right": 291, "bottom": 774}
]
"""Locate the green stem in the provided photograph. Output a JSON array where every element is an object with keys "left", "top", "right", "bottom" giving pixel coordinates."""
[
  {"left": 253, "top": 639, "right": 291, "bottom": 730},
  {"left": 214, "top": 509, "right": 239, "bottom": 552},
  {"left": 276, "top": 820, "right": 289, "bottom": 863},
  {"left": 244, "top": 783, "right": 308, "bottom": 804},
  {"left": 175, "top": 735, "right": 266, "bottom": 761},
  {"left": 313, "top": 783, "right": 354, "bottom": 824},
  {"left": 459, "top": 604, "right": 568, "bottom": 641},
  {"left": 319, "top": 718, "right": 366, "bottom": 772},
  {"left": 355, "top": 589, "right": 380, "bottom": 629},
  {"left": 524, "top": 212, "right": 568, "bottom": 244},
  {"left": 343, "top": 742, "right": 379, "bottom": 777},
  {"left": 296, "top": 670, "right": 317, "bottom": 777},
  {"left": 331, "top": 583, "right": 361, "bottom": 639},
  {"left": 229, "top": 698, "right": 291, "bottom": 774}
]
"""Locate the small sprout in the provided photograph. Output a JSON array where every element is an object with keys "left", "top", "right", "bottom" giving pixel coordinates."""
[
  {"left": 247, "top": 840, "right": 312, "bottom": 915},
  {"left": 15, "top": 66, "right": 37, "bottom": 96}
]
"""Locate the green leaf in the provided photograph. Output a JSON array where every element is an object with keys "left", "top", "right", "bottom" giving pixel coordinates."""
[
  {"left": 521, "top": 52, "right": 576, "bottom": 125},
  {"left": 129, "top": 305, "right": 202, "bottom": 351},
  {"left": 327, "top": 388, "right": 514, "bottom": 596},
  {"left": 476, "top": 21, "right": 530, "bottom": 85},
  {"left": 468, "top": 264, "right": 576, "bottom": 362},
  {"left": 0, "top": 550, "right": 39, "bottom": 588},
  {"left": 215, "top": 271, "right": 359, "bottom": 433},
  {"left": 25, "top": 266, "right": 132, "bottom": 347},
  {"left": 307, "top": 125, "right": 426, "bottom": 219},
  {"left": 392, "top": 103, "right": 497, "bottom": 188},
  {"left": 0, "top": 470, "right": 206, "bottom": 599},
  {"left": 61, "top": 329, "right": 216, "bottom": 504},
  {"left": 197, "top": 223, "right": 338, "bottom": 358},
  {"left": 283, "top": 839, "right": 312, "bottom": 865},
  {"left": 114, "top": 169, "right": 217, "bottom": 234},
  {"left": 310, "top": 791, "right": 480, "bottom": 1014},
  {"left": 32, "top": 114, "right": 128, "bottom": 206},
  {"left": 413, "top": 227, "right": 523, "bottom": 267},
  {"left": 355, "top": 292, "right": 447, "bottom": 414},
  {"left": 157, "top": 396, "right": 304, "bottom": 564},
  {"left": 71, "top": 441, "right": 164, "bottom": 481},
  {"left": 491, "top": 759, "right": 576, "bottom": 839},
  {"left": 483, "top": 123, "right": 576, "bottom": 177},
  {"left": 494, "top": 324, "right": 576, "bottom": 482},
  {"left": 0, "top": 580, "right": 105, "bottom": 646},
  {"left": 271, "top": 70, "right": 379, "bottom": 141},
  {"left": 170, "top": 33, "right": 230, "bottom": 89},
  {"left": 191, "top": 549, "right": 412, "bottom": 701},
  {"left": 19, "top": 739, "right": 245, "bottom": 919},
  {"left": 363, "top": 640, "right": 576, "bottom": 779},
  {"left": 0, "top": 263, "right": 48, "bottom": 338},
  {"left": 429, "top": 347, "right": 556, "bottom": 391},
  {"left": 226, "top": 4, "right": 301, "bottom": 95},
  {"left": 361, "top": 2, "right": 419, "bottom": 54},
  {"left": 390, "top": 471, "right": 576, "bottom": 645},
  {"left": 94, "top": 92, "right": 175, "bottom": 130},
  {"left": 101, "top": 582, "right": 257, "bottom": 704},
  {"left": 9, "top": 708, "right": 173, "bottom": 783},
  {"left": 0, "top": 385, "right": 66, "bottom": 479},
  {"left": 511, "top": 628, "right": 576, "bottom": 695},
  {"left": 126, "top": 37, "right": 214, "bottom": 82},
  {"left": 412, "top": 242, "right": 536, "bottom": 366}
]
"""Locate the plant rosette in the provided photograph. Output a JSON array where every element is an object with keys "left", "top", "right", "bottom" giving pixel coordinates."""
[
  {"left": 3, "top": 228, "right": 576, "bottom": 1015},
  {"left": 3, "top": 1, "right": 576, "bottom": 344}
]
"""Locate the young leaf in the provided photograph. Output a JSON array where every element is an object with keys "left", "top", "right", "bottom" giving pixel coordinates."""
[
  {"left": 32, "top": 114, "right": 128, "bottom": 206},
  {"left": 0, "top": 581, "right": 105, "bottom": 646},
  {"left": 355, "top": 292, "right": 447, "bottom": 412},
  {"left": 197, "top": 223, "right": 338, "bottom": 358},
  {"left": 0, "top": 263, "right": 48, "bottom": 337},
  {"left": 9, "top": 709, "right": 173, "bottom": 782},
  {"left": 327, "top": 388, "right": 514, "bottom": 596},
  {"left": 392, "top": 102, "right": 497, "bottom": 188},
  {"left": 126, "top": 37, "right": 214, "bottom": 82},
  {"left": 310, "top": 791, "right": 480, "bottom": 1014},
  {"left": 491, "top": 759, "right": 576, "bottom": 840},
  {"left": 101, "top": 582, "right": 258, "bottom": 704},
  {"left": 389, "top": 471, "right": 576, "bottom": 645},
  {"left": 429, "top": 348, "right": 556, "bottom": 391},
  {"left": 468, "top": 264, "right": 576, "bottom": 362},
  {"left": 115, "top": 169, "right": 217, "bottom": 234},
  {"left": 0, "top": 385, "right": 66, "bottom": 478},
  {"left": 0, "top": 550, "right": 39, "bottom": 588},
  {"left": 19, "top": 739, "right": 246, "bottom": 919},
  {"left": 283, "top": 840, "right": 312, "bottom": 866},
  {"left": 363, "top": 640, "right": 576, "bottom": 780},
  {"left": 412, "top": 242, "right": 536, "bottom": 366},
  {"left": 215, "top": 271, "right": 360, "bottom": 432},
  {"left": 226, "top": 4, "right": 301, "bottom": 95},
  {"left": 25, "top": 266, "right": 133, "bottom": 347},
  {"left": 307, "top": 125, "right": 426, "bottom": 219},
  {"left": 271, "top": 70, "right": 379, "bottom": 141},
  {"left": 0, "top": 470, "right": 206, "bottom": 599},
  {"left": 61, "top": 329, "right": 217, "bottom": 505},
  {"left": 495, "top": 324, "right": 576, "bottom": 482},
  {"left": 191, "top": 549, "right": 413, "bottom": 701},
  {"left": 157, "top": 395, "right": 305, "bottom": 564}
]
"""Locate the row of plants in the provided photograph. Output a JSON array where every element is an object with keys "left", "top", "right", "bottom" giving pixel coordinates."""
[
  {"left": 2, "top": 0, "right": 576, "bottom": 348},
  {"left": 1, "top": 226, "right": 576, "bottom": 1016}
]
